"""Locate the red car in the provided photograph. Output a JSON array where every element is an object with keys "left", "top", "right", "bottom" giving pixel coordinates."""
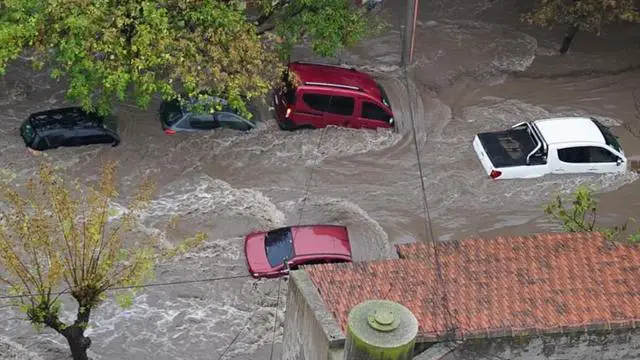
[
  {"left": 244, "top": 225, "right": 352, "bottom": 278},
  {"left": 273, "top": 61, "right": 395, "bottom": 131}
]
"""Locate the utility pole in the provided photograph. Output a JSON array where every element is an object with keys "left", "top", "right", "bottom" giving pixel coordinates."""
[{"left": 401, "top": 0, "right": 419, "bottom": 66}]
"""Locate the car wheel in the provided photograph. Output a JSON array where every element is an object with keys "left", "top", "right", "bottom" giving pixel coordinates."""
[{"left": 278, "top": 119, "right": 297, "bottom": 131}]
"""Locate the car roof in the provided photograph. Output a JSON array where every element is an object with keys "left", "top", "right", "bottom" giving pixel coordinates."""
[
  {"left": 28, "top": 107, "right": 104, "bottom": 131},
  {"left": 289, "top": 62, "right": 382, "bottom": 100},
  {"left": 290, "top": 225, "right": 351, "bottom": 258},
  {"left": 166, "top": 96, "right": 256, "bottom": 120},
  {"left": 533, "top": 117, "right": 605, "bottom": 145}
]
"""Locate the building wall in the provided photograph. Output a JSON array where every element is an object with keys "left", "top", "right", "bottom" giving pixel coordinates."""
[
  {"left": 435, "top": 329, "right": 640, "bottom": 360},
  {"left": 281, "top": 271, "right": 346, "bottom": 360}
]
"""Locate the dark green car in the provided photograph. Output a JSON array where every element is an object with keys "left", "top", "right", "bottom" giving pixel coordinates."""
[{"left": 20, "top": 107, "right": 120, "bottom": 151}]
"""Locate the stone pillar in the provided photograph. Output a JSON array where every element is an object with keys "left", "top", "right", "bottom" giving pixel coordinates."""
[{"left": 344, "top": 300, "right": 419, "bottom": 360}]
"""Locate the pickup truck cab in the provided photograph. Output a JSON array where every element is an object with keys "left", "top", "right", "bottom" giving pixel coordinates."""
[{"left": 472, "top": 117, "right": 626, "bottom": 180}]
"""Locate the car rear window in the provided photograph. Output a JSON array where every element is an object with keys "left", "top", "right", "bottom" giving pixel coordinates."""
[
  {"left": 592, "top": 118, "right": 621, "bottom": 152},
  {"left": 20, "top": 123, "right": 36, "bottom": 145},
  {"left": 265, "top": 227, "right": 294, "bottom": 268},
  {"left": 161, "top": 100, "right": 184, "bottom": 126}
]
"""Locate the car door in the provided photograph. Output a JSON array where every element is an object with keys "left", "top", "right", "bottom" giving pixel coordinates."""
[
  {"left": 77, "top": 129, "right": 116, "bottom": 146},
  {"left": 63, "top": 130, "right": 86, "bottom": 147},
  {"left": 187, "top": 114, "right": 219, "bottom": 131},
  {"left": 45, "top": 131, "right": 67, "bottom": 150},
  {"left": 554, "top": 146, "right": 596, "bottom": 174},
  {"left": 323, "top": 95, "right": 355, "bottom": 128},
  {"left": 297, "top": 92, "right": 330, "bottom": 128},
  {"left": 585, "top": 146, "right": 623, "bottom": 173},
  {"left": 354, "top": 100, "right": 394, "bottom": 129}
]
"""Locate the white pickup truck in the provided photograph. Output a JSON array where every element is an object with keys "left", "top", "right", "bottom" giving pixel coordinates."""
[{"left": 472, "top": 117, "right": 627, "bottom": 180}]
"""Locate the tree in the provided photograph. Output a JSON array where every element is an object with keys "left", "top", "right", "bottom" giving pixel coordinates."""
[
  {"left": 0, "top": 0, "right": 281, "bottom": 116},
  {"left": 0, "top": 161, "right": 206, "bottom": 360},
  {"left": 522, "top": 0, "right": 640, "bottom": 54},
  {"left": 544, "top": 185, "right": 640, "bottom": 243},
  {"left": 250, "top": 0, "right": 369, "bottom": 58},
  {"left": 0, "top": 0, "right": 370, "bottom": 116}
]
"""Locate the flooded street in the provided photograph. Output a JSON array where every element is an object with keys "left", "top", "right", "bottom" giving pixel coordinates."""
[{"left": 1, "top": 0, "right": 640, "bottom": 359}]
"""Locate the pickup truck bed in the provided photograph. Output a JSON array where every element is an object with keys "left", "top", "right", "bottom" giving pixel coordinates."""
[{"left": 476, "top": 128, "right": 537, "bottom": 168}]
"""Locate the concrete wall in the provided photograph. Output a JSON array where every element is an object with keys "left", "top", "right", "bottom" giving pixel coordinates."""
[
  {"left": 281, "top": 270, "right": 346, "bottom": 360},
  {"left": 435, "top": 329, "right": 640, "bottom": 360}
]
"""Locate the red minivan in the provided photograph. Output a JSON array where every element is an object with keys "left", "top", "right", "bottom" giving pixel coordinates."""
[{"left": 273, "top": 62, "right": 395, "bottom": 131}]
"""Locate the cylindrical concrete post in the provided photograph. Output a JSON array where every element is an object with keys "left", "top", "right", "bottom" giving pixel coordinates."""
[{"left": 344, "top": 300, "right": 419, "bottom": 360}]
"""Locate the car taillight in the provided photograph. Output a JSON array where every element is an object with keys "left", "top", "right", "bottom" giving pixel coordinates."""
[
  {"left": 164, "top": 129, "right": 176, "bottom": 135},
  {"left": 285, "top": 107, "right": 292, "bottom": 118},
  {"left": 489, "top": 170, "right": 502, "bottom": 179}
]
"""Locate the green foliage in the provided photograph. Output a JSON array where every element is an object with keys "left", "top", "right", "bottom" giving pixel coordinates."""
[
  {"left": 0, "top": 0, "right": 371, "bottom": 116},
  {"left": 0, "top": 0, "right": 281, "bottom": 116},
  {"left": 0, "top": 161, "right": 206, "bottom": 358},
  {"left": 523, "top": 0, "right": 640, "bottom": 34},
  {"left": 266, "top": 0, "right": 369, "bottom": 58},
  {"left": 544, "top": 185, "right": 639, "bottom": 243}
]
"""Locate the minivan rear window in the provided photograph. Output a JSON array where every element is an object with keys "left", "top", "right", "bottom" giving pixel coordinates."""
[{"left": 282, "top": 71, "right": 297, "bottom": 105}]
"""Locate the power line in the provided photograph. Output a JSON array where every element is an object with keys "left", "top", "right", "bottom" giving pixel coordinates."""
[
  {"left": 401, "top": 66, "right": 457, "bottom": 337},
  {"left": 216, "top": 316, "right": 252, "bottom": 360},
  {"left": 268, "top": 277, "right": 284, "bottom": 360},
  {"left": 0, "top": 273, "right": 251, "bottom": 300},
  {"left": 216, "top": 280, "right": 264, "bottom": 360}
]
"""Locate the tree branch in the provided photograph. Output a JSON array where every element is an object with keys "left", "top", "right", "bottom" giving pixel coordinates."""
[
  {"left": 254, "top": 0, "right": 289, "bottom": 27},
  {"left": 39, "top": 311, "right": 68, "bottom": 336},
  {"left": 257, "top": 6, "right": 305, "bottom": 35}
]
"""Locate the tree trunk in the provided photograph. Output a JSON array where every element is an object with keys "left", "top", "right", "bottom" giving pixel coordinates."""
[
  {"left": 559, "top": 25, "right": 578, "bottom": 54},
  {"left": 64, "top": 325, "right": 92, "bottom": 360}
]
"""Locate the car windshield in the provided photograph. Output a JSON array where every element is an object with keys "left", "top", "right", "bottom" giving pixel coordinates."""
[
  {"left": 592, "top": 118, "right": 622, "bottom": 152},
  {"left": 264, "top": 227, "right": 294, "bottom": 268},
  {"left": 377, "top": 82, "right": 392, "bottom": 109}
]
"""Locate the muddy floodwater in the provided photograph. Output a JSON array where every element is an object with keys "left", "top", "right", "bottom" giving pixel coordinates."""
[{"left": 1, "top": 0, "right": 640, "bottom": 359}]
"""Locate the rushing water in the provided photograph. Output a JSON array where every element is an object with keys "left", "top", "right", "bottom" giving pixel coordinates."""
[{"left": 1, "top": 0, "right": 640, "bottom": 359}]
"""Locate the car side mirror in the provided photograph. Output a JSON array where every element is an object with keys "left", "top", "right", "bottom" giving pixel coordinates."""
[
  {"left": 617, "top": 157, "right": 623, "bottom": 166},
  {"left": 388, "top": 117, "right": 394, "bottom": 125}
]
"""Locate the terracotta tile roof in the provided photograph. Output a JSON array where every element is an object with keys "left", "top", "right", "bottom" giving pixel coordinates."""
[{"left": 305, "top": 232, "right": 640, "bottom": 341}]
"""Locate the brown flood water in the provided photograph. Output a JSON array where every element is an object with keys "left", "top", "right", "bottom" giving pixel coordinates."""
[{"left": 0, "top": 0, "right": 639, "bottom": 359}]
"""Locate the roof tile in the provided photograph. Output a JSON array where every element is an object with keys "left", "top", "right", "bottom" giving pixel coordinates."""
[{"left": 305, "top": 232, "right": 640, "bottom": 340}]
